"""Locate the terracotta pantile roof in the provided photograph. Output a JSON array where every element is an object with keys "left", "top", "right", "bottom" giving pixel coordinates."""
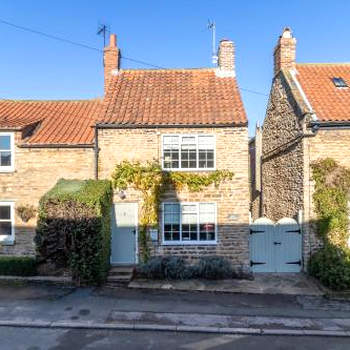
[
  {"left": 0, "top": 99, "right": 102, "bottom": 145},
  {"left": 296, "top": 63, "right": 350, "bottom": 122},
  {"left": 99, "top": 68, "right": 247, "bottom": 126}
]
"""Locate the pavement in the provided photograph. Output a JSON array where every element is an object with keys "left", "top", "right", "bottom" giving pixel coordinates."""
[
  {"left": 129, "top": 273, "right": 323, "bottom": 296},
  {"left": 0, "top": 281, "right": 350, "bottom": 338},
  {"left": 2, "top": 328, "right": 350, "bottom": 350}
]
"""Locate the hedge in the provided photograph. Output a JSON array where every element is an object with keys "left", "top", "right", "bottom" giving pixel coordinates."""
[
  {"left": 0, "top": 256, "right": 36, "bottom": 276},
  {"left": 34, "top": 179, "right": 112, "bottom": 285}
]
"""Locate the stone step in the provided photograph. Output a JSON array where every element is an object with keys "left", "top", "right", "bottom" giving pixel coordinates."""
[
  {"left": 106, "top": 265, "right": 135, "bottom": 287},
  {"left": 107, "top": 274, "right": 132, "bottom": 282}
]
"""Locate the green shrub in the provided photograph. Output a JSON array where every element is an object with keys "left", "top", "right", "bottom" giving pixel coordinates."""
[
  {"left": 0, "top": 256, "right": 36, "bottom": 276},
  {"left": 309, "top": 245, "right": 350, "bottom": 291},
  {"left": 197, "top": 256, "right": 233, "bottom": 280},
  {"left": 35, "top": 179, "right": 112, "bottom": 285},
  {"left": 137, "top": 255, "right": 234, "bottom": 280}
]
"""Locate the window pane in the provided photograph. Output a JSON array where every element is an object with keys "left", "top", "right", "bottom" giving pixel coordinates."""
[
  {"left": 0, "top": 136, "right": 11, "bottom": 150},
  {"left": 0, "top": 222, "right": 11, "bottom": 236},
  {"left": 198, "top": 149, "right": 214, "bottom": 169},
  {"left": 199, "top": 204, "right": 215, "bottom": 241},
  {"left": 0, "top": 152, "right": 11, "bottom": 166},
  {"left": 0, "top": 206, "right": 10, "bottom": 220},
  {"left": 198, "top": 136, "right": 214, "bottom": 148},
  {"left": 164, "top": 204, "right": 180, "bottom": 241},
  {"left": 163, "top": 136, "right": 179, "bottom": 145}
]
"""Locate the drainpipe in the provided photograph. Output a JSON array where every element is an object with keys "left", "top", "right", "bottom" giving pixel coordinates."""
[{"left": 94, "top": 124, "right": 99, "bottom": 180}]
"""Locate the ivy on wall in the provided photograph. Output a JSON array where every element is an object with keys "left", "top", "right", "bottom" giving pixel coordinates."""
[
  {"left": 111, "top": 160, "right": 234, "bottom": 262},
  {"left": 311, "top": 158, "right": 350, "bottom": 247}
]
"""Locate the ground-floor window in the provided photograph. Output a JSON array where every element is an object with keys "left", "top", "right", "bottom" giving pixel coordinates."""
[
  {"left": 162, "top": 202, "right": 216, "bottom": 245},
  {"left": 0, "top": 202, "right": 14, "bottom": 244}
]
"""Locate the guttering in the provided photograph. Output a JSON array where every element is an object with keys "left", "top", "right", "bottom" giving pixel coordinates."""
[
  {"left": 310, "top": 120, "right": 350, "bottom": 129},
  {"left": 19, "top": 143, "right": 94, "bottom": 149},
  {"left": 96, "top": 122, "right": 248, "bottom": 129}
]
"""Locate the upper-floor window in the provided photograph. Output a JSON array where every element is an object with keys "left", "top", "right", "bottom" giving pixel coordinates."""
[
  {"left": 0, "top": 133, "right": 14, "bottom": 172},
  {"left": 0, "top": 202, "right": 14, "bottom": 244},
  {"left": 162, "top": 134, "right": 215, "bottom": 171}
]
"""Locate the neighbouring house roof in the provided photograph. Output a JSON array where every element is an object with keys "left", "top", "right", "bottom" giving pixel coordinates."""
[
  {"left": 295, "top": 63, "right": 350, "bottom": 122},
  {"left": 0, "top": 99, "right": 102, "bottom": 145},
  {"left": 99, "top": 68, "right": 247, "bottom": 126}
]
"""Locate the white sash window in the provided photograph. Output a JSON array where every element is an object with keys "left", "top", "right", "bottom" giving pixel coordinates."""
[
  {"left": 162, "top": 135, "right": 215, "bottom": 171},
  {"left": 163, "top": 202, "right": 217, "bottom": 245}
]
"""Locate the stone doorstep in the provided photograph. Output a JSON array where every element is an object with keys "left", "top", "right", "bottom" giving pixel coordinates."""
[{"left": 0, "top": 320, "right": 349, "bottom": 337}]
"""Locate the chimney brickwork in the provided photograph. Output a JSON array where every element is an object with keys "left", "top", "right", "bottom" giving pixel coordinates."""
[
  {"left": 104, "top": 34, "right": 119, "bottom": 94},
  {"left": 217, "top": 39, "right": 235, "bottom": 76},
  {"left": 273, "top": 27, "right": 296, "bottom": 76}
]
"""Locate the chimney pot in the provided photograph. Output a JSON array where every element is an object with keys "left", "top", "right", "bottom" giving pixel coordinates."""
[{"left": 109, "top": 34, "right": 117, "bottom": 48}]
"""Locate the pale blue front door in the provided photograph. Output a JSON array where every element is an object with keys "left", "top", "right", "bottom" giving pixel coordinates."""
[
  {"left": 250, "top": 217, "right": 302, "bottom": 273},
  {"left": 111, "top": 203, "right": 138, "bottom": 264}
]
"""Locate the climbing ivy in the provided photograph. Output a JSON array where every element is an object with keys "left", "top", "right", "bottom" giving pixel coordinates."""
[
  {"left": 311, "top": 158, "right": 350, "bottom": 247},
  {"left": 111, "top": 160, "right": 234, "bottom": 262}
]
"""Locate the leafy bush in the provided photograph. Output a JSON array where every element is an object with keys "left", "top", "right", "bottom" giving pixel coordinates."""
[
  {"left": 137, "top": 256, "right": 189, "bottom": 280},
  {"left": 197, "top": 256, "right": 233, "bottom": 280},
  {"left": 0, "top": 256, "right": 36, "bottom": 276},
  {"left": 35, "top": 179, "right": 112, "bottom": 285},
  {"left": 137, "top": 255, "right": 234, "bottom": 280},
  {"left": 309, "top": 244, "right": 350, "bottom": 291}
]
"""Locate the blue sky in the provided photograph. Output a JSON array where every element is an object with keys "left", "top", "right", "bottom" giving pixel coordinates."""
[{"left": 1, "top": 1, "right": 350, "bottom": 135}]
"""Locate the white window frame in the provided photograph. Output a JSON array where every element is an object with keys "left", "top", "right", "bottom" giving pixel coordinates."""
[
  {"left": 0, "top": 201, "right": 15, "bottom": 245},
  {"left": 0, "top": 132, "right": 15, "bottom": 172},
  {"left": 162, "top": 202, "right": 217, "bottom": 245},
  {"left": 161, "top": 134, "right": 216, "bottom": 171}
]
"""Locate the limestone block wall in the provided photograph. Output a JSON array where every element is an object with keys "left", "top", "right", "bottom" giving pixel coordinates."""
[
  {"left": 98, "top": 126, "right": 250, "bottom": 269},
  {"left": 0, "top": 131, "right": 95, "bottom": 256}
]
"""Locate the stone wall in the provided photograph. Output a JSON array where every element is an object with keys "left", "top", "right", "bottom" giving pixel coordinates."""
[
  {"left": 98, "top": 126, "right": 250, "bottom": 269},
  {"left": 0, "top": 131, "right": 95, "bottom": 256},
  {"left": 261, "top": 73, "right": 304, "bottom": 221},
  {"left": 303, "top": 128, "right": 350, "bottom": 262}
]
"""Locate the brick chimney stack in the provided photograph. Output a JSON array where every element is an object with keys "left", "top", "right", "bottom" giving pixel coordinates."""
[
  {"left": 104, "top": 34, "right": 119, "bottom": 94},
  {"left": 273, "top": 27, "right": 296, "bottom": 76},
  {"left": 217, "top": 39, "right": 235, "bottom": 76}
]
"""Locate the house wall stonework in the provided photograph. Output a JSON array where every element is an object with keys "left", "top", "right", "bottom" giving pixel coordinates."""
[
  {"left": 302, "top": 128, "right": 350, "bottom": 262},
  {"left": 98, "top": 126, "right": 250, "bottom": 270},
  {"left": 0, "top": 131, "right": 94, "bottom": 256},
  {"left": 261, "top": 73, "right": 304, "bottom": 221}
]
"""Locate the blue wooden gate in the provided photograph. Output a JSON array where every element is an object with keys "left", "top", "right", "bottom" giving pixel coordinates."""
[{"left": 250, "top": 217, "right": 302, "bottom": 273}]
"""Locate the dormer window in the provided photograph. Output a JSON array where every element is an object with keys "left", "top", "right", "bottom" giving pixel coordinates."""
[
  {"left": 332, "top": 77, "right": 348, "bottom": 88},
  {"left": 0, "top": 133, "right": 14, "bottom": 172}
]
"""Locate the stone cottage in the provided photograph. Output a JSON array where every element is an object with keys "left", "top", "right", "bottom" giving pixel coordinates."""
[
  {"left": 0, "top": 34, "right": 250, "bottom": 270},
  {"left": 253, "top": 28, "right": 350, "bottom": 270}
]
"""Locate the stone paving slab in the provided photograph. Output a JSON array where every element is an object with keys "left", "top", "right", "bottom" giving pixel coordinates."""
[{"left": 129, "top": 273, "right": 323, "bottom": 296}]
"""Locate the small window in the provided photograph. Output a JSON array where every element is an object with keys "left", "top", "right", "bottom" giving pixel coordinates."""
[
  {"left": 162, "top": 135, "right": 215, "bottom": 171},
  {"left": 0, "top": 133, "right": 14, "bottom": 172},
  {"left": 0, "top": 202, "right": 14, "bottom": 244},
  {"left": 163, "top": 202, "right": 216, "bottom": 244},
  {"left": 332, "top": 77, "right": 348, "bottom": 88}
]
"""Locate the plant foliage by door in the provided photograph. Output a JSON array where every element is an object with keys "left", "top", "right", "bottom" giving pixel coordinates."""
[
  {"left": 35, "top": 179, "right": 112, "bottom": 285},
  {"left": 112, "top": 160, "right": 233, "bottom": 262},
  {"left": 309, "top": 158, "right": 350, "bottom": 290}
]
